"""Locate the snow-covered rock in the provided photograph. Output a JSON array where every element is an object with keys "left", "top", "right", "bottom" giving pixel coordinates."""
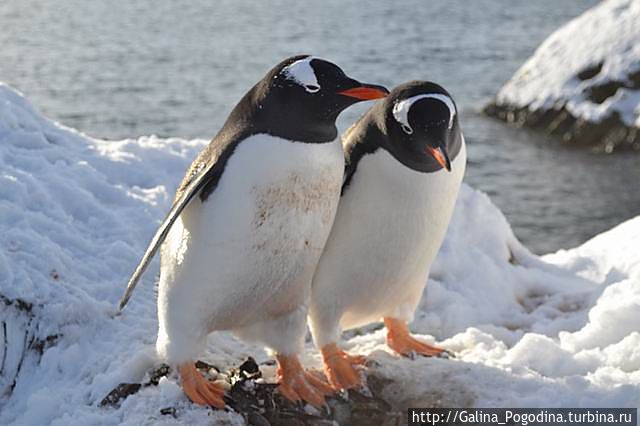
[
  {"left": 1, "top": 82, "right": 639, "bottom": 424},
  {"left": 485, "top": 0, "right": 640, "bottom": 152}
]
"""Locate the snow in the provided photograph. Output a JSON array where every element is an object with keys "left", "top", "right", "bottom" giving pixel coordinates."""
[
  {"left": 1, "top": 82, "right": 639, "bottom": 424},
  {"left": 495, "top": 0, "right": 640, "bottom": 128}
]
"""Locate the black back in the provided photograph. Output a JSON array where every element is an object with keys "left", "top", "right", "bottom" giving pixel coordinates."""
[{"left": 343, "top": 81, "right": 464, "bottom": 193}]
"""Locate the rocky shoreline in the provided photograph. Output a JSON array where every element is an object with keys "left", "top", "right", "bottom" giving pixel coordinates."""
[
  {"left": 484, "top": 0, "right": 640, "bottom": 153},
  {"left": 101, "top": 358, "right": 404, "bottom": 426},
  {"left": 483, "top": 101, "right": 640, "bottom": 153}
]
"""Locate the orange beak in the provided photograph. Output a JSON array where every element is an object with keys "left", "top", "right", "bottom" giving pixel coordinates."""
[
  {"left": 427, "top": 146, "right": 452, "bottom": 171},
  {"left": 338, "top": 85, "right": 389, "bottom": 100}
]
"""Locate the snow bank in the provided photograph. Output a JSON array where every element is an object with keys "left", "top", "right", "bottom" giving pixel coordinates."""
[
  {"left": 362, "top": 204, "right": 640, "bottom": 409},
  {"left": 0, "top": 83, "right": 240, "bottom": 424},
  {"left": 1, "top": 83, "right": 638, "bottom": 424},
  {"left": 485, "top": 0, "right": 640, "bottom": 152}
]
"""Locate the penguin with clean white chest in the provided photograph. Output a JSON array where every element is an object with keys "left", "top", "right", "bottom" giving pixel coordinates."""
[
  {"left": 309, "top": 81, "right": 466, "bottom": 390},
  {"left": 118, "top": 55, "right": 388, "bottom": 408}
]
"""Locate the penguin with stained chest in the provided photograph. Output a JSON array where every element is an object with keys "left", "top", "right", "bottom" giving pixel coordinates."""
[
  {"left": 118, "top": 55, "right": 388, "bottom": 407},
  {"left": 308, "top": 81, "right": 466, "bottom": 390}
]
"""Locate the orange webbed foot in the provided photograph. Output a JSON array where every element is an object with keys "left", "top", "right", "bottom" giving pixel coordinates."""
[
  {"left": 321, "top": 343, "right": 366, "bottom": 391},
  {"left": 384, "top": 317, "right": 452, "bottom": 358},
  {"left": 276, "top": 355, "right": 333, "bottom": 408},
  {"left": 179, "top": 362, "right": 226, "bottom": 409}
]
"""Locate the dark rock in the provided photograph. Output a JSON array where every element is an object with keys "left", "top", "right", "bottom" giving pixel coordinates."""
[
  {"left": 160, "top": 407, "right": 177, "bottom": 417},
  {"left": 100, "top": 357, "right": 411, "bottom": 424},
  {"left": 99, "top": 383, "right": 141, "bottom": 407},
  {"left": 30, "top": 334, "right": 61, "bottom": 356},
  {"left": 586, "top": 80, "right": 623, "bottom": 104},
  {"left": 223, "top": 358, "right": 402, "bottom": 426},
  {"left": 1, "top": 293, "right": 60, "bottom": 398},
  {"left": 239, "top": 357, "right": 260, "bottom": 375},
  {"left": 0, "top": 294, "right": 33, "bottom": 313},
  {"left": 483, "top": 101, "right": 640, "bottom": 153},
  {"left": 246, "top": 412, "right": 271, "bottom": 426},
  {"left": 195, "top": 359, "right": 220, "bottom": 373},
  {"left": 628, "top": 69, "right": 640, "bottom": 88},
  {"left": 577, "top": 62, "right": 603, "bottom": 81},
  {"left": 147, "top": 364, "right": 171, "bottom": 386},
  {"left": 99, "top": 364, "right": 170, "bottom": 407},
  {"left": 483, "top": 0, "right": 640, "bottom": 154}
]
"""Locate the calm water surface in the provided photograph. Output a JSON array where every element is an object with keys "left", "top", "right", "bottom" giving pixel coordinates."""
[{"left": 2, "top": 0, "right": 638, "bottom": 253}]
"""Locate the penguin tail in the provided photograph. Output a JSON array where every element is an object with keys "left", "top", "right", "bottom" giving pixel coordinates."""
[
  {"left": 118, "top": 163, "right": 215, "bottom": 311},
  {"left": 118, "top": 194, "right": 186, "bottom": 311}
]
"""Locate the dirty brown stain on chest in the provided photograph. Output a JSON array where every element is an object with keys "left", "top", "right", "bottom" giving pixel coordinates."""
[{"left": 252, "top": 169, "right": 339, "bottom": 229}]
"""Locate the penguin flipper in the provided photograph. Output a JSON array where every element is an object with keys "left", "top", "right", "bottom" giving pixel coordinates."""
[{"left": 117, "top": 161, "right": 217, "bottom": 312}]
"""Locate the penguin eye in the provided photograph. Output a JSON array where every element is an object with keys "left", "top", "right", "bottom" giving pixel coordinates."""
[
  {"left": 401, "top": 124, "right": 413, "bottom": 135},
  {"left": 305, "top": 84, "right": 320, "bottom": 93}
]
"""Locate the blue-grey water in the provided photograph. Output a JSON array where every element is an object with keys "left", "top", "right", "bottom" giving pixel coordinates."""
[{"left": 2, "top": 0, "right": 638, "bottom": 254}]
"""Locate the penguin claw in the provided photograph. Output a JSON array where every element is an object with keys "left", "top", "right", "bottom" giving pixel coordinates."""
[
  {"left": 179, "top": 362, "right": 226, "bottom": 409},
  {"left": 321, "top": 343, "right": 366, "bottom": 391},
  {"left": 207, "top": 381, "right": 227, "bottom": 396},
  {"left": 304, "top": 369, "right": 336, "bottom": 396},
  {"left": 275, "top": 355, "right": 331, "bottom": 408},
  {"left": 384, "top": 317, "right": 451, "bottom": 358}
]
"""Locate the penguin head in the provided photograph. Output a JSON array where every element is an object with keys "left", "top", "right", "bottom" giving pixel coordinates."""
[
  {"left": 246, "top": 55, "right": 388, "bottom": 141},
  {"left": 274, "top": 55, "right": 388, "bottom": 117},
  {"left": 383, "top": 81, "right": 462, "bottom": 172}
]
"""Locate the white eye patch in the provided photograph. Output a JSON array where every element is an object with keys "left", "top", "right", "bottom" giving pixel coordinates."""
[
  {"left": 392, "top": 93, "right": 456, "bottom": 134},
  {"left": 282, "top": 57, "right": 321, "bottom": 93}
]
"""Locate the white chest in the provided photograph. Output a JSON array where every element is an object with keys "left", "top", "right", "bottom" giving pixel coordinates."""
[
  {"left": 314, "top": 141, "right": 466, "bottom": 327},
  {"left": 344, "top": 143, "right": 466, "bottom": 253},
  {"left": 162, "top": 134, "right": 345, "bottom": 324},
  {"left": 225, "top": 134, "right": 345, "bottom": 245},
  {"left": 181, "top": 133, "right": 345, "bottom": 240}
]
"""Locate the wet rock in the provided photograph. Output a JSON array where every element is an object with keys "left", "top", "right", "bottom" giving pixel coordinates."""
[
  {"left": 160, "top": 407, "right": 177, "bottom": 418},
  {"left": 0, "top": 293, "right": 60, "bottom": 398},
  {"left": 483, "top": 102, "right": 640, "bottom": 153},
  {"left": 99, "top": 383, "right": 142, "bottom": 407},
  {"left": 576, "top": 62, "right": 604, "bottom": 81},
  {"left": 195, "top": 359, "right": 221, "bottom": 373},
  {"left": 147, "top": 364, "right": 171, "bottom": 386},
  {"left": 100, "top": 357, "right": 406, "bottom": 425},
  {"left": 483, "top": 0, "right": 640, "bottom": 153},
  {"left": 224, "top": 360, "right": 402, "bottom": 426},
  {"left": 99, "top": 363, "right": 171, "bottom": 407}
]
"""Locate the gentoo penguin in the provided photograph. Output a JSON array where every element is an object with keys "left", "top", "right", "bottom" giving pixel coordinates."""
[
  {"left": 118, "top": 55, "right": 388, "bottom": 408},
  {"left": 308, "top": 81, "right": 466, "bottom": 390}
]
